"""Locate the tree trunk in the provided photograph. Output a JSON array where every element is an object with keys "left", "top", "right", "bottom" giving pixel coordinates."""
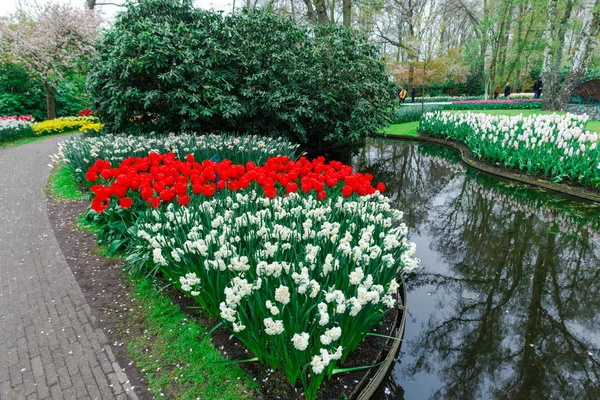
[
  {"left": 496, "top": 11, "right": 512, "bottom": 81},
  {"left": 481, "top": 0, "right": 490, "bottom": 98},
  {"left": 44, "top": 81, "right": 56, "bottom": 120},
  {"left": 542, "top": 0, "right": 574, "bottom": 110},
  {"left": 342, "top": 0, "right": 351, "bottom": 27},
  {"left": 329, "top": 0, "right": 335, "bottom": 23},
  {"left": 503, "top": 2, "right": 536, "bottom": 90},
  {"left": 558, "top": 0, "right": 599, "bottom": 107},
  {"left": 314, "top": 0, "right": 330, "bottom": 24},
  {"left": 303, "top": 0, "right": 317, "bottom": 23},
  {"left": 487, "top": 0, "right": 511, "bottom": 95}
]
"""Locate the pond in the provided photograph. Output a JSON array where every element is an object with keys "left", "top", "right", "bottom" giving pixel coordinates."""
[{"left": 351, "top": 138, "right": 600, "bottom": 400}]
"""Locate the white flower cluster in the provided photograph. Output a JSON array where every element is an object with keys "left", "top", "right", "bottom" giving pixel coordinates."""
[
  {"left": 132, "top": 189, "right": 419, "bottom": 377},
  {"left": 0, "top": 118, "right": 33, "bottom": 132},
  {"left": 421, "top": 111, "right": 600, "bottom": 186},
  {"left": 53, "top": 132, "right": 301, "bottom": 179},
  {"left": 310, "top": 346, "right": 343, "bottom": 374},
  {"left": 179, "top": 272, "right": 201, "bottom": 296}
]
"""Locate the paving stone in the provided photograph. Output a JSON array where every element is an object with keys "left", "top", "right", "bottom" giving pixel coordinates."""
[{"left": 0, "top": 138, "right": 135, "bottom": 399}]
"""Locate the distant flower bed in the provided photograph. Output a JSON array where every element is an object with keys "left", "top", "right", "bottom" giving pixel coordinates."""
[
  {"left": 419, "top": 111, "right": 600, "bottom": 189},
  {"left": 413, "top": 93, "right": 535, "bottom": 103},
  {"left": 451, "top": 99, "right": 541, "bottom": 105},
  {"left": 32, "top": 116, "right": 102, "bottom": 136},
  {"left": 445, "top": 99, "right": 542, "bottom": 110},
  {"left": 0, "top": 115, "right": 35, "bottom": 142}
]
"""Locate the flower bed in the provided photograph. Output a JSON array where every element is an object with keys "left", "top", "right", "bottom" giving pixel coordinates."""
[
  {"left": 31, "top": 116, "right": 102, "bottom": 136},
  {"left": 55, "top": 133, "right": 418, "bottom": 399},
  {"left": 445, "top": 99, "right": 542, "bottom": 110},
  {"left": 0, "top": 115, "right": 35, "bottom": 141},
  {"left": 451, "top": 99, "right": 541, "bottom": 105},
  {"left": 413, "top": 93, "right": 534, "bottom": 103},
  {"left": 55, "top": 133, "right": 301, "bottom": 183},
  {"left": 419, "top": 111, "right": 600, "bottom": 189}
]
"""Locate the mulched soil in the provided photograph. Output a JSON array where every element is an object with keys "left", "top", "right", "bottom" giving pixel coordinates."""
[{"left": 47, "top": 197, "right": 401, "bottom": 400}]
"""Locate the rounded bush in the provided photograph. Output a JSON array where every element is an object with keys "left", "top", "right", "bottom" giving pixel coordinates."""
[{"left": 87, "top": 0, "right": 395, "bottom": 147}]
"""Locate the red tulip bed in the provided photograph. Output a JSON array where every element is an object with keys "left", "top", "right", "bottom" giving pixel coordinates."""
[
  {"left": 57, "top": 134, "right": 419, "bottom": 399},
  {"left": 85, "top": 153, "right": 386, "bottom": 213}
]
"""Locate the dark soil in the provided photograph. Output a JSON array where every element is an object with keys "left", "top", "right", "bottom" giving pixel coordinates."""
[{"left": 47, "top": 197, "right": 402, "bottom": 400}]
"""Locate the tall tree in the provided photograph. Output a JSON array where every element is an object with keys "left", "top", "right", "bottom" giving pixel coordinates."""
[
  {"left": 557, "top": 0, "right": 600, "bottom": 106},
  {"left": 0, "top": 3, "right": 100, "bottom": 119},
  {"left": 542, "top": 0, "right": 599, "bottom": 110}
]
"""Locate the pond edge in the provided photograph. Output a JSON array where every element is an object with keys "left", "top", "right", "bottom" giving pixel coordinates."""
[
  {"left": 380, "top": 134, "right": 600, "bottom": 204},
  {"left": 352, "top": 281, "right": 407, "bottom": 400}
]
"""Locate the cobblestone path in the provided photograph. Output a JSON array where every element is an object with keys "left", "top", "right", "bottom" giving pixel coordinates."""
[{"left": 0, "top": 137, "right": 136, "bottom": 400}]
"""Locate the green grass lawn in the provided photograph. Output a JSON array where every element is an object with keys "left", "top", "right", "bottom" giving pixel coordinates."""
[
  {"left": 382, "top": 121, "right": 420, "bottom": 137},
  {"left": 0, "top": 131, "right": 77, "bottom": 148},
  {"left": 383, "top": 109, "right": 600, "bottom": 137}
]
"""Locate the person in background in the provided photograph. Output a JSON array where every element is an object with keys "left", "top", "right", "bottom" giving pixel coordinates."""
[
  {"left": 410, "top": 86, "right": 417, "bottom": 103},
  {"left": 504, "top": 83, "right": 511, "bottom": 99},
  {"left": 493, "top": 84, "right": 500, "bottom": 100},
  {"left": 399, "top": 87, "right": 407, "bottom": 104},
  {"left": 535, "top": 78, "right": 543, "bottom": 99}
]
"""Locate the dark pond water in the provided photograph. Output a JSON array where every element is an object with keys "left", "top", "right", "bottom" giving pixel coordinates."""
[{"left": 352, "top": 138, "right": 600, "bottom": 400}]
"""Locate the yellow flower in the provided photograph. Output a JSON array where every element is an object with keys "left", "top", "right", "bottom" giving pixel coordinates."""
[{"left": 32, "top": 116, "right": 102, "bottom": 136}]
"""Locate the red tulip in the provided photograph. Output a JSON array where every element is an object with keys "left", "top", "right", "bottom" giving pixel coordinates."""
[{"left": 119, "top": 197, "right": 133, "bottom": 209}]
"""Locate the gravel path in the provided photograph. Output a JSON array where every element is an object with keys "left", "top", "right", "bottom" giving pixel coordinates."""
[{"left": 0, "top": 137, "right": 136, "bottom": 400}]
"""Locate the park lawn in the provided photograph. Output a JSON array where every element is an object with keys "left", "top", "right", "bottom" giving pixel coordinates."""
[
  {"left": 382, "top": 121, "right": 420, "bottom": 137},
  {"left": 383, "top": 109, "right": 600, "bottom": 137},
  {"left": 0, "top": 131, "right": 78, "bottom": 148}
]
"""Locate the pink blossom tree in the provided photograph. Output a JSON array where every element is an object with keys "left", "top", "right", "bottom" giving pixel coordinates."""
[{"left": 0, "top": 3, "right": 100, "bottom": 119}]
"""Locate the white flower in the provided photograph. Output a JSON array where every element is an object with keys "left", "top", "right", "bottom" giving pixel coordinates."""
[
  {"left": 311, "top": 355, "right": 326, "bottom": 374},
  {"left": 274, "top": 285, "right": 290, "bottom": 305},
  {"left": 263, "top": 318, "right": 284, "bottom": 335},
  {"left": 388, "top": 279, "right": 399, "bottom": 294},
  {"left": 330, "top": 346, "right": 343, "bottom": 361},
  {"left": 219, "top": 303, "right": 236, "bottom": 323},
  {"left": 318, "top": 302, "right": 330, "bottom": 326},
  {"left": 233, "top": 322, "right": 246, "bottom": 332},
  {"left": 265, "top": 300, "right": 280, "bottom": 315},
  {"left": 152, "top": 248, "right": 167, "bottom": 266},
  {"left": 291, "top": 332, "right": 310, "bottom": 351},
  {"left": 349, "top": 267, "right": 364, "bottom": 285},
  {"left": 320, "top": 327, "right": 342, "bottom": 345}
]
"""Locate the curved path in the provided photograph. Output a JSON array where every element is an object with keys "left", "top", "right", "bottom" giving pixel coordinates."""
[{"left": 0, "top": 137, "right": 136, "bottom": 400}]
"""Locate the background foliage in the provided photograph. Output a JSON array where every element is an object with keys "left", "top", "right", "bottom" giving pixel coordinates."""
[{"left": 0, "top": 61, "right": 89, "bottom": 120}]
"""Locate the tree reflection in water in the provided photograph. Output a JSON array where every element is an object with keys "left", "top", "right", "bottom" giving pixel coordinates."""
[{"left": 353, "top": 139, "right": 600, "bottom": 400}]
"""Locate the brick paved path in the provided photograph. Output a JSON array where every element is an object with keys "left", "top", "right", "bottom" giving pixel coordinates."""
[{"left": 0, "top": 137, "right": 136, "bottom": 400}]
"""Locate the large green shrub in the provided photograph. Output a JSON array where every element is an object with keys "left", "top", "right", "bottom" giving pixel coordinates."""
[{"left": 88, "top": 0, "right": 395, "bottom": 147}]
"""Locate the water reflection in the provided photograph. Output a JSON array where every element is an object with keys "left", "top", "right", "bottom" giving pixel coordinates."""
[{"left": 353, "top": 138, "right": 600, "bottom": 400}]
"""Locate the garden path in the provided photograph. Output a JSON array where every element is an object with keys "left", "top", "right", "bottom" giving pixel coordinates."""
[{"left": 0, "top": 136, "right": 136, "bottom": 400}]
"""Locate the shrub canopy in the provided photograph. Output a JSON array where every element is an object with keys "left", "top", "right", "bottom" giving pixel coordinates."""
[{"left": 88, "top": 0, "right": 395, "bottom": 147}]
